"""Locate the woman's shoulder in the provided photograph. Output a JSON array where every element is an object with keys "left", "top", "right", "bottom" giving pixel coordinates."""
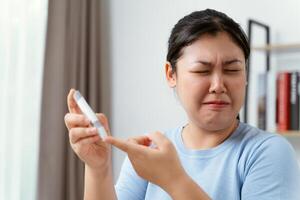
[
  {"left": 237, "top": 123, "right": 300, "bottom": 199},
  {"left": 236, "top": 122, "right": 297, "bottom": 166},
  {"left": 236, "top": 122, "right": 290, "bottom": 147}
]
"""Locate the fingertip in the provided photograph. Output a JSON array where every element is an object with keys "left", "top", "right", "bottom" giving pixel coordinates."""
[
  {"left": 102, "top": 135, "right": 113, "bottom": 143},
  {"left": 96, "top": 113, "right": 111, "bottom": 135},
  {"left": 104, "top": 136, "right": 131, "bottom": 152},
  {"left": 67, "top": 89, "right": 82, "bottom": 114},
  {"left": 97, "top": 113, "right": 107, "bottom": 121},
  {"left": 68, "top": 88, "right": 75, "bottom": 98}
]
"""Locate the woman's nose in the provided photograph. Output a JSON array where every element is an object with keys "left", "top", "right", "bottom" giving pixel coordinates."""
[{"left": 208, "top": 73, "right": 227, "bottom": 94}]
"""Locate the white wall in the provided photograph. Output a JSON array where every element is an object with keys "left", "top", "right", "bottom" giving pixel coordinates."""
[{"left": 100, "top": 0, "right": 300, "bottom": 181}]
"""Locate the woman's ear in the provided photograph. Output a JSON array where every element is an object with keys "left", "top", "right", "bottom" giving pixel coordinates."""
[{"left": 165, "top": 62, "right": 177, "bottom": 88}]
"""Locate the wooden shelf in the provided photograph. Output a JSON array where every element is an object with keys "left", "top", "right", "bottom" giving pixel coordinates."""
[
  {"left": 277, "top": 131, "right": 300, "bottom": 138},
  {"left": 251, "top": 43, "right": 300, "bottom": 51}
]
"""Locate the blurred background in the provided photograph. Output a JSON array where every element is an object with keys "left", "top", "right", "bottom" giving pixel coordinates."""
[{"left": 1, "top": 0, "right": 300, "bottom": 199}]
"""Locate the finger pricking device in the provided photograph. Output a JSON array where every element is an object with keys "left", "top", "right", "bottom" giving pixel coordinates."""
[{"left": 73, "top": 90, "right": 107, "bottom": 138}]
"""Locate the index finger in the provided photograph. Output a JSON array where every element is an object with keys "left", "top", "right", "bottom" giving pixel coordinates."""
[
  {"left": 104, "top": 136, "right": 147, "bottom": 153},
  {"left": 67, "top": 88, "right": 82, "bottom": 114}
]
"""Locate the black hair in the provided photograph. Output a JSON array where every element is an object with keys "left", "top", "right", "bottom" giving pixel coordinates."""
[{"left": 167, "top": 9, "right": 250, "bottom": 73}]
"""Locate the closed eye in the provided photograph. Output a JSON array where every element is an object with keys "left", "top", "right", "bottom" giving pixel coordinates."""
[
  {"left": 191, "top": 70, "right": 210, "bottom": 74},
  {"left": 224, "top": 69, "right": 241, "bottom": 72}
]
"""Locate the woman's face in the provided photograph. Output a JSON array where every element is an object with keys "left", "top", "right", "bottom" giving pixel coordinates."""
[{"left": 166, "top": 32, "right": 247, "bottom": 132}]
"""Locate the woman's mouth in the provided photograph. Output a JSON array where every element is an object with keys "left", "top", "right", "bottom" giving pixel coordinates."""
[{"left": 203, "top": 101, "right": 230, "bottom": 109}]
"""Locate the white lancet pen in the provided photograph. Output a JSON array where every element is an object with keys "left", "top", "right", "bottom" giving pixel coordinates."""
[{"left": 73, "top": 90, "right": 108, "bottom": 138}]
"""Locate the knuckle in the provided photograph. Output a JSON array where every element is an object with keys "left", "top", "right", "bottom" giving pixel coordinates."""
[
  {"left": 64, "top": 113, "right": 69, "bottom": 122},
  {"left": 154, "top": 131, "right": 161, "bottom": 136},
  {"left": 164, "top": 140, "right": 173, "bottom": 148},
  {"left": 69, "top": 128, "right": 75, "bottom": 136},
  {"left": 69, "top": 128, "right": 81, "bottom": 142},
  {"left": 64, "top": 113, "right": 71, "bottom": 124},
  {"left": 127, "top": 137, "right": 139, "bottom": 145},
  {"left": 127, "top": 138, "right": 134, "bottom": 142},
  {"left": 126, "top": 137, "right": 136, "bottom": 144},
  {"left": 68, "top": 129, "right": 75, "bottom": 142},
  {"left": 68, "top": 128, "right": 74, "bottom": 137},
  {"left": 80, "top": 115, "right": 89, "bottom": 126},
  {"left": 150, "top": 131, "right": 161, "bottom": 139},
  {"left": 80, "top": 115, "right": 87, "bottom": 123}
]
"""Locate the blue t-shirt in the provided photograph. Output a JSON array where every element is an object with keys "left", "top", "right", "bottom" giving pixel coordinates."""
[{"left": 115, "top": 122, "right": 300, "bottom": 200}]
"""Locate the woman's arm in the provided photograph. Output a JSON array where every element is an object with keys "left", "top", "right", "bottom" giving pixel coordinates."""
[
  {"left": 104, "top": 132, "right": 211, "bottom": 200},
  {"left": 84, "top": 165, "right": 117, "bottom": 200},
  {"left": 65, "top": 89, "right": 117, "bottom": 200},
  {"left": 163, "top": 172, "right": 210, "bottom": 200}
]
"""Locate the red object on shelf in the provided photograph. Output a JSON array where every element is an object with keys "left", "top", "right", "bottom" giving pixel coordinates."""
[{"left": 277, "top": 72, "right": 291, "bottom": 132}]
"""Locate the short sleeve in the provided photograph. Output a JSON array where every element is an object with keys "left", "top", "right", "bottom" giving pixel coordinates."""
[
  {"left": 241, "top": 136, "right": 300, "bottom": 200},
  {"left": 115, "top": 156, "right": 148, "bottom": 200}
]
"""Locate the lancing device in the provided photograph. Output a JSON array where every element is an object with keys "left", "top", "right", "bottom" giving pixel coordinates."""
[{"left": 73, "top": 90, "right": 107, "bottom": 138}]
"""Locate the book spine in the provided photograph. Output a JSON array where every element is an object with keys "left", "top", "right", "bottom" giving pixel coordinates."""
[
  {"left": 290, "top": 71, "right": 299, "bottom": 130},
  {"left": 298, "top": 73, "right": 300, "bottom": 131},
  {"left": 276, "top": 75, "right": 279, "bottom": 125},
  {"left": 266, "top": 71, "right": 277, "bottom": 132},
  {"left": 257, "top": 73, "right": 267, "bottom": 130},
  {"left": 277, "top": 72, "right": 291, "bottom": 132}
]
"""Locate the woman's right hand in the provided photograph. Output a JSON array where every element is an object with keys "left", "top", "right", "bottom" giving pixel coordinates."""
[{"left": 64, "top": 89, "right": 112, "bottom": 172}]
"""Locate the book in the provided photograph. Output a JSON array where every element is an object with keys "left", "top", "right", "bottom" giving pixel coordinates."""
[
  {"left": 277, "top": 72, "right": 291, "bottom": 132},
  {"left": 266, "top": 71, "right": 277, "bottom": 132},
  {"left": 257, "top": 73, "right": 267, "bottom": 130},
  {"left": 290, "top": 71, "right": 299, "bottom": 130}
]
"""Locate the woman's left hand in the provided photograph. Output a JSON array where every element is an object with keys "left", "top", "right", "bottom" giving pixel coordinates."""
[{"left": 103, "top": 132, "right": 187, "bottom": 191}]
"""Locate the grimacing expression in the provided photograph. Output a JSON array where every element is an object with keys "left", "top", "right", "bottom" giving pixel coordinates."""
[{"left": 171, "top": 32, "right": 247, "bottom": 132}]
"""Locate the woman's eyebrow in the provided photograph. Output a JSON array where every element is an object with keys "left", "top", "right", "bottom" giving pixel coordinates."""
[
  {"left": 193, "top": 60, "right": 212, "bottom": 66},
  {"left": 223, "top": 59, "right": 243, "bottom": 65},
  {"left": 192, "top": 59, "right": 242, "bottom": 66}
]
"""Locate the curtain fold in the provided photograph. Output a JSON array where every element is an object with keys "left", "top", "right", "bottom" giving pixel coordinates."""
[{"left": 37, "top": 0, "right": 101, "bottom": 199}]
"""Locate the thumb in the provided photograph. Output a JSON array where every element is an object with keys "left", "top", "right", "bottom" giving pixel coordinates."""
[{"left": 148, "top": 131, "right": 170, "bottom": 150}]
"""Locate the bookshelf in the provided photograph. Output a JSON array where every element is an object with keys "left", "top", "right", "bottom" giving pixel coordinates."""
[
  {"left": 279, "top": 131, "right": 300, "bottom": 138},
  {"left": 252, "top": 43, "right": 300, "bottom": 51},
  {"left": 245, "top": 19, "right": 300, "bottom": 138}
]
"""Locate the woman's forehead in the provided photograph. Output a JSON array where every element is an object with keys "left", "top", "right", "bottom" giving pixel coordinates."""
[
  {"left": 180, "top": 39, "right": 245, "bottom": 62},
  {"left": 186, "top": 32, "right": 242, "bottom": 50}
]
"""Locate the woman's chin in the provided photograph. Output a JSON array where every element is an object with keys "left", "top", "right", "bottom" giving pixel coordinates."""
[{"left": 196, "top": 117, "right": 236, "bottom": 133}]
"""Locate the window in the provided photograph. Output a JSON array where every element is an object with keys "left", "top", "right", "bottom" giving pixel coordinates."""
[{"left": 0, "top": 0, "right": 48, "bottom": 199}]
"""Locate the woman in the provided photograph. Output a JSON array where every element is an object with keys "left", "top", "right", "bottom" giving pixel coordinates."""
[{"left": 64, "top": 9, "right": 300, "bottom": 200}]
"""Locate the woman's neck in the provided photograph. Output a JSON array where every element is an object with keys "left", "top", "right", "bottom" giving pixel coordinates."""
[{"left": 181, "top": 119, "right": 239, "bottom": 150}]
